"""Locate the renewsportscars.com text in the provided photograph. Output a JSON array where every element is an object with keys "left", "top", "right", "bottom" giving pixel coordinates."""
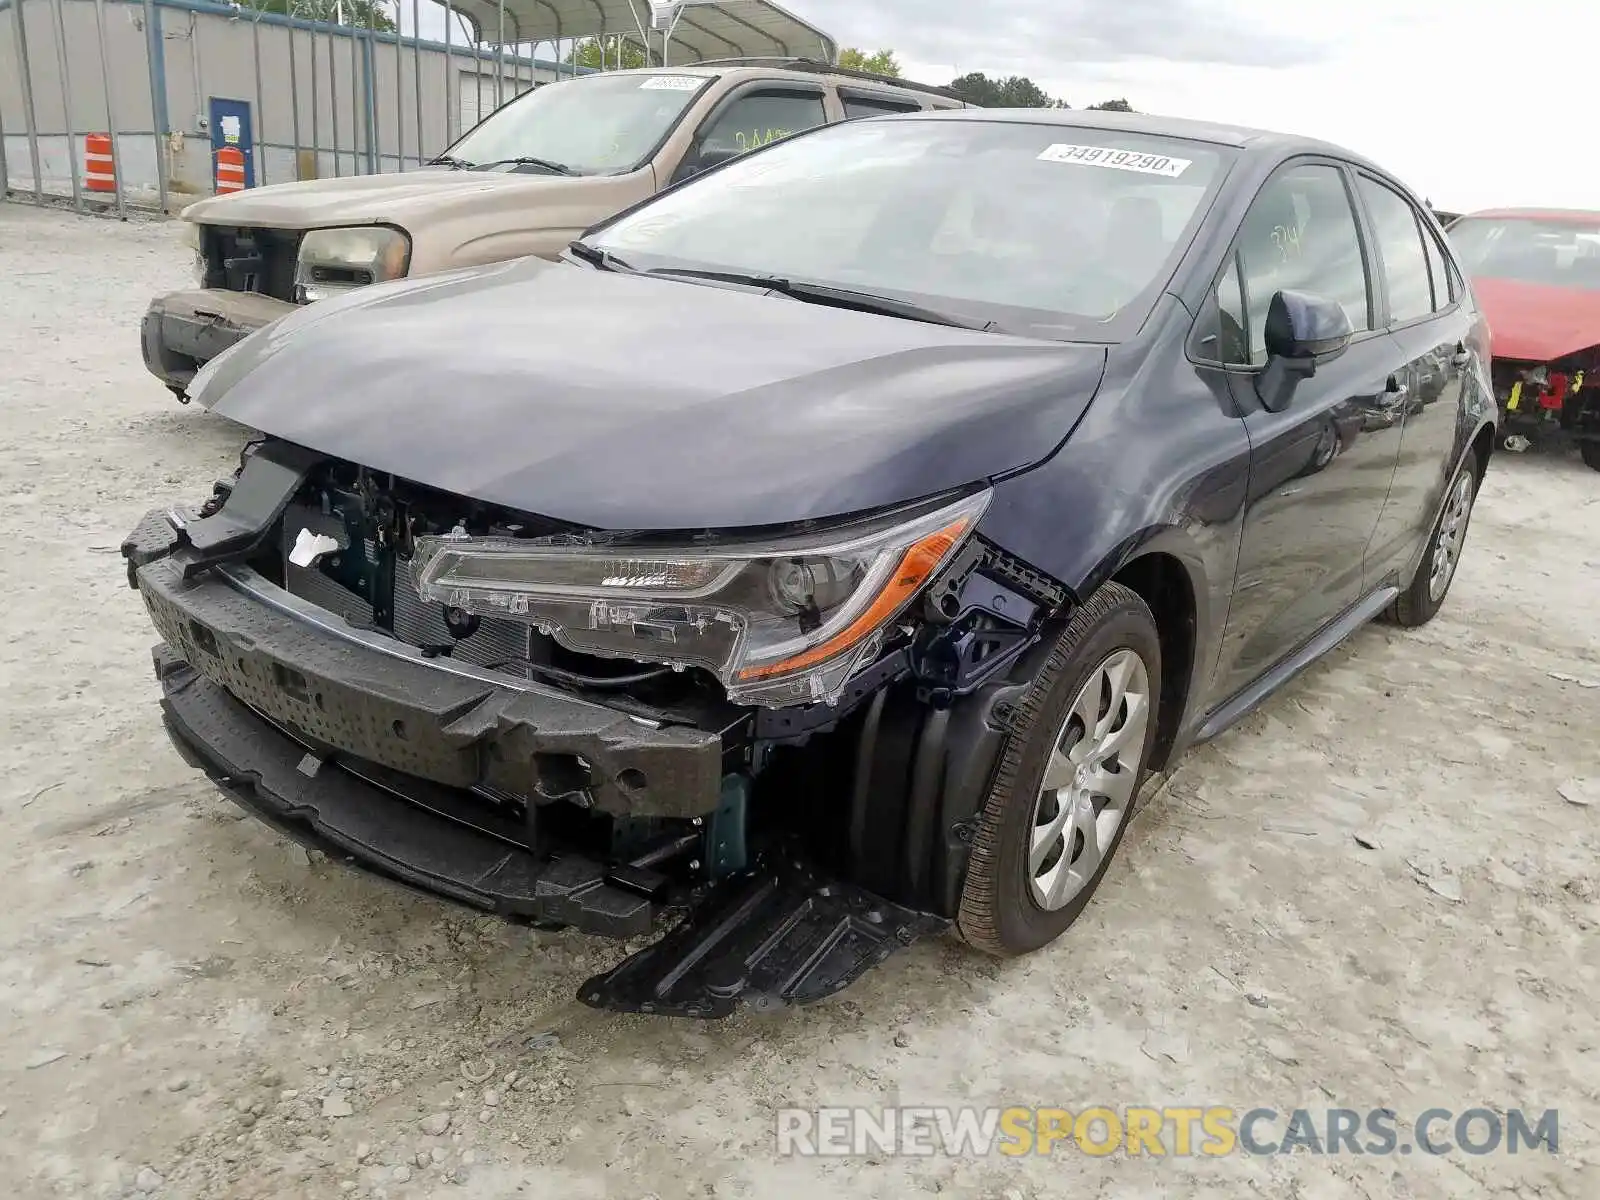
[{"left": 775, "top": 1105, "right": 1560, "bottom": 1158}]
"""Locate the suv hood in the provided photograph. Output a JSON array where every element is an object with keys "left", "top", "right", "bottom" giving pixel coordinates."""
[
  {"left": 189, "top": 258, "right": 1108, "bottom": 531},
  {"left": 181, "top": 168, "right": 621, "bottom": 231},
  {"left": 1473, "top": 276, "right": 1600, "bottom": 362}
]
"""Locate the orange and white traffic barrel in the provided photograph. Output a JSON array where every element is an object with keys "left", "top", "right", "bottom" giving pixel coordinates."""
[
  {"left": 85, "top": 133, "right": 116, "bottom": 193},
  {"left": 215, "top": 145, "right": 246, "bottom": 194}
]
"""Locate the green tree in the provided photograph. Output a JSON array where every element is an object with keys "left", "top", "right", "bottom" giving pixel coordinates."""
[
  {"left": 246, "top": 0, "right": 395, "bottom": 31},
  {"left": 947, "top": 72, "right": 1061, "bottom": 108},
  {"left": 565, "top": 35, "right": 649, "bottom": 71},
  {"left": 1087, "top": 98, "right": 1134, "bottom": 112},
  {"left": 837, "top": 47, "right": 902, "bottom": 77}
]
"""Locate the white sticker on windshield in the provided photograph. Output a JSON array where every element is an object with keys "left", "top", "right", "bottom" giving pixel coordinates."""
[
  {"left": 640, "top": 75, "right": 704, "bottom": 91},
  {"left": 1037, "top": 143, "right": 1192, "bottom": 177}
]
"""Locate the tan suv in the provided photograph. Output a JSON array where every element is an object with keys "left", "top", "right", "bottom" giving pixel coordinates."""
[{"left": 141, "top": 58, "right": 969, "bottom": 396}]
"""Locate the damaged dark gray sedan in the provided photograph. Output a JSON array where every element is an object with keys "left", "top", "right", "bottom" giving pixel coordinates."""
[{"left": 123, "top": 110, "right": 1496, "bottom": 1017}]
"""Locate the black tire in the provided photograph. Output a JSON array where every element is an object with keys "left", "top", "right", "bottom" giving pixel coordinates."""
[
  {"left": 1386, "top": 456, "right": 1479, "bottom": 627},
  {"left": 1581, "top": 441, "right": 1600, "bottom": 473},
  {"left": 956, "top": 582, "right": 1162, "bottom": 957}
]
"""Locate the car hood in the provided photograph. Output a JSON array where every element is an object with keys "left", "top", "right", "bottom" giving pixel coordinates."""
[
  {"left": 1472, "top": 276, "right": 1600, "bottom": 362},
  {"left": 181, "top": 168, "right": 618, "bottom": 231},
  {"left": 189, "top": 258, "right": 1108, "bottom": 531}
]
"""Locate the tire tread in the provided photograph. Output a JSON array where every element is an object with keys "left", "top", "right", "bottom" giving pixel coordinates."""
[{"left": 956, "top": 582, "right": 1153, "bottom": 956}]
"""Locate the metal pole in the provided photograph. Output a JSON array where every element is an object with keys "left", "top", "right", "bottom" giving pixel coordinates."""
[
  {"left": 309, "top": 14, "right": 321, "bottom": 178},
  {"left": 91, "top": 0, "right": 125, "bottom": 218},
  {"left": 47, "top": 0, "right": 82, "bottom": 209},
  {"left": 393, "top": 0, "right": 404, "bottom": 171},
  {"left": 140, "top": 0, "right": 168, "bottom": 212},
  {"left": 495, "top": 0, "right": 504, "bottom": 109},
  {"left": 443, "top": 0, "right": 453, "bottom": 145},
  {"left": 328, "top": 16, "right": 341, "bottom": 176},
  {"left": 410, "top": 0, "right": 422, "bottom": 165},
  {"left": 363, "top": 4, "right": 378, "bottom": 173},
  {"left": 0, "top": 63, "right": 7, "bottom": 199},
  {"left": 251, "top": 12, "right": 266, "bottom": 185},
  {"left": 349, "top": 13, "right": 360, "bottom": 175},
  {"left": 11, "top": 0, "right": 44, "bottom": 203},
  {"left": 286, "top": 16, "right": 302, "bottom": 177}
]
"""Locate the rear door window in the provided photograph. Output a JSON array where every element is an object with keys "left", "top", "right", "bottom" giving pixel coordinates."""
[
  {"left": 1422, "top": 225, "right": 1453, "bottom": 311},
  {"left": 841, "top": 93, "right": 925, "bottom": 119},
  {"left": 1357, "top": 176, "right": 1434, "bottom": 325}
]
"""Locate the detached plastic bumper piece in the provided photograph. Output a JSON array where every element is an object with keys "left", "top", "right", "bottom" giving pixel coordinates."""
[
  {"left": 141, "top": 288, "right": 295, "bottom": 391},
  {"left": 578, "top": 858, "right": 948, "bottom": 1018}
]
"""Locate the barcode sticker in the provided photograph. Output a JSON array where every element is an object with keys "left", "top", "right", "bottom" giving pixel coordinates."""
[
  {"left": 1037, "top": 143, "right": 1192, "bottom": 177},
  {"left": 640, "top": 75, "right": 704, "bottom": 91}
]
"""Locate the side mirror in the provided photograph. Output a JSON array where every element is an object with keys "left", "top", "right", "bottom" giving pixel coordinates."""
[
  {"left": 1255, "top": 289, "right": 1354, "bottom": 413},
  {"left": 677, "top": 144, "right": 740, "bottom": 182}
]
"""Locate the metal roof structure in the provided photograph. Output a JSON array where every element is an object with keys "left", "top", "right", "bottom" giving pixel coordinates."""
[{"left": 443, "top": 0, "right": 837, "bottom": 67}]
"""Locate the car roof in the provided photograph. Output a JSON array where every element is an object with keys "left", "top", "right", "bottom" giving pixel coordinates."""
[
  {"left": 1454, "top": 207, "right": 1600, "bottom": 224},
  {"left": 905, "top": 106, "right": 1384, "bottom": 165},
  {"left": 590, "top": 62, "right": 965, "bottom": 103}
]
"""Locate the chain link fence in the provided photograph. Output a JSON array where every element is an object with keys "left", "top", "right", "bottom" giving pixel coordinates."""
[{"left": 0, "top": 0, "right": 584, "bottom": 215}]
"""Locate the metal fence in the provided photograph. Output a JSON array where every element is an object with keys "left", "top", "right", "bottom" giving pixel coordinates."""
[{"left": 0, "top": 0, "right": 588, "bottom": 216}]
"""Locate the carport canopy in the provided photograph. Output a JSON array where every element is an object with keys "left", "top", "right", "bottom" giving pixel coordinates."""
[{"left": 444, "top": 0, "right": 838, "bottom": 66}]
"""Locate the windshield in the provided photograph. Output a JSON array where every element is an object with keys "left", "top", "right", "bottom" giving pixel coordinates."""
[
  {"left": 587, "top": 118, "right": 1228, "bottom": 339},
  {"left": 443, "top": 72, "right": 713, "bottom": 176},
  {"left": 1448, "top": 216, "right": 1600, "bottom": 291}
]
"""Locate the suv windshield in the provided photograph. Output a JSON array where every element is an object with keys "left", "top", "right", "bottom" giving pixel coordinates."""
[
  {"left": 444, "top": 72, "right": 713, "bottom": 176},
  {"left": 587, "top": 117, "right": 1228, "bottom": 339},
  {"left": 1448, "top": 216, "right": 1600, "bottom": 291}
]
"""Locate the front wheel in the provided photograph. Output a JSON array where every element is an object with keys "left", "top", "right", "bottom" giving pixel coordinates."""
[
  {"left": 957, "top": 583, "right": 1162, "bottom": 957},
  {"left": 1581, "top": 441, "right": 1600, "bottom": 473}
]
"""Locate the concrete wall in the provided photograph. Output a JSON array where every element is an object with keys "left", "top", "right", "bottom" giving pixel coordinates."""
[{"left": 0, "top": 0, "right": 583, "bottom": 208}]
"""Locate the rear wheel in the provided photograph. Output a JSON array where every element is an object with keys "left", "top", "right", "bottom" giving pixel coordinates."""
[
  {"left": 957, "top": 583, "right": 1161, "bottom": 957},
  {"left": 1386, "top": 458, "right": 1477, "bottom": 627},
  {"left": 1581, "top": 441, "right": 1600, "bottom": 473}
]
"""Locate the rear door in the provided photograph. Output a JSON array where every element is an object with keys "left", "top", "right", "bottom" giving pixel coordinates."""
[
  {"left": 1353, "top": 173, "right": 1478, "bottom": 587},
  {"left": 1203, "top": 159, "right": 1413, "bottom": 703}
]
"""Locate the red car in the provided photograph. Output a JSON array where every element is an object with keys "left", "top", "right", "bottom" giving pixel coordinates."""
[{"left": 1446, "top": 207, "right": 1600, "bottom": 470}]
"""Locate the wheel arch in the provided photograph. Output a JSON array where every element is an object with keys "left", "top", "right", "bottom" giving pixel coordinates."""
[{"left": 1108, "top": 548, "right": 1202, "bottom": 772}]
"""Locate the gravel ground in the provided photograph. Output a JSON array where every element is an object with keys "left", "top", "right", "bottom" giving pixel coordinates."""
[{"left": 1, "top": 201, "right": 1596, "bottom": 1200}]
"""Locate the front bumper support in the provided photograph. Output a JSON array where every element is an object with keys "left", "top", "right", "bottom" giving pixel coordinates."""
[
  {"left": 141, "top": 288, "right": 296, "bottom": 393},
  {"left": 158, "top": 644, "right": 658, "bottom": 935},
  {"left": 133, "top": 553, "right": 727, "bottom": 818}
]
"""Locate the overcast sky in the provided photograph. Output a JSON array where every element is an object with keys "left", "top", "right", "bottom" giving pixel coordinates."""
[
  {"left": 796, "top": 0, "right": 1594, "bottom": 213},
  {"left": 402, "top": 0, "right": 1594, "bottom": 213}
]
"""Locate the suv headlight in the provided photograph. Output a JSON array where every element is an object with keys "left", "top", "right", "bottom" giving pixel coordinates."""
[
  {"left": 294, "top": 225, "right": 410, "bottom": 303},
  {"left": 412, "top": 490, "right": 991, "bottom": 708},
  {"left": 185, "top": 220, "right": 207, "bottom": 286}
]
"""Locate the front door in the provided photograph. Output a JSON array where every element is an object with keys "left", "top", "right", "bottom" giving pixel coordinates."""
[
  {"left": 1205, "top": 160, "right": 1411, "bottom": 703},
  {"left": 671, "top": 84, "right": 829, "bottom": 184},
  {"left": 208, "top": 97, "right": 256, "bottom": 190}
]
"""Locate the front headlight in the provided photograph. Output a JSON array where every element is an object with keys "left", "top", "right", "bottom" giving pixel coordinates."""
[
  {"left": 294, "top": 225, "right": 410, "bottom": 303},
  {"left": 412, "top": 490, "right": 992, "bottom": 708},
  {"left": 184, "top": 220, "right": 206, "bottom": 285}
]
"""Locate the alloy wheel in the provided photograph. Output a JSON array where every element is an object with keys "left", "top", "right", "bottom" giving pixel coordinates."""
[
  {"left": 1027, "top": 648, "right": 1152, "bottom": 912},
  {"left": 1428, "top": 470, "right": 1476, "bottom": 603}
]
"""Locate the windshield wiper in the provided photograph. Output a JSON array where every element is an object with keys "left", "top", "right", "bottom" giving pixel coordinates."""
[
  {"left": 643, "top": 268, "right": 998, "bottom": 332},
  {"left": 472, "top": 156, "right": 577, "bottom": 176},
  {"left": 427, "top": 154, "right": 474, "bottom": 169},
  {"left": 566, "top": 241, "right": 637, "bottom": 273}
]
